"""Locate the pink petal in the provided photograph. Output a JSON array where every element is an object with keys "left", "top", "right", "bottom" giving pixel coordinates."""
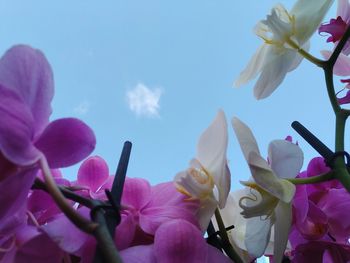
[
  {"left": 115, "top": 213, "right": 137, "bottom": 250},
  {"left": 207, "top": 245, "right": 233, "bottom": 263},
  {"left": 35, "top": 118, "right": 96, "bottom": 168},
  {"left": 77, "top": 156, "right": 109, "bottom": 193},
  {"left": 121, "top": 178, "right": 151, "bottom": 210},
  {"left": 154, "top": 219, "right": 207, "bottom": 263},
  {"left": 120, "top": 245, "right": 156, "bottom": 263},
  {"left": 0, "top": 85, "right": 41, "bottom": 167},
  {"left": 15, "top": 226, "right": 63, "bottom": 263},
  {"left": 0, "top": 45, "right": 54, "bottom": 137},
  {"left": 0, "top": 170, "right": 36, "bottom": 224},
  {"left": 318, "top": 188, "right": 350, "bottom": 242},
  {"left": 148, "top": 182, "right": 199, "bottom": 212},
  {"left": 321, "top": 50, "right": 350, "bottom": 76},
  {"left": 0, "top": 46, "right": 53, "bottom": 139},
  {"left": 27, "top": 189, "right": 62, "bottom": 224},
  {"left": 139, "top": 206, "right": 199, "bottom": 235},
  {"left": 43, "top": 210, "right": 90, "bottom": 254}
]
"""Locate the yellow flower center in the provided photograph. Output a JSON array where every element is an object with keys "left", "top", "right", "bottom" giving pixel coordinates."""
[{"left": 255, "top": 4, "right": 297, "bottom": 49}]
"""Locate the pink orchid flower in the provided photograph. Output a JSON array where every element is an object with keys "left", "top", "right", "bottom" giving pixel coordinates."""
[
  {"left": 0, "top": 45, "right": 96, "bottom": 226},
  {"left": 116, "top": 178, "right": 199, "bottom": 249},
  {"left": 120, "top": 219, "right": 232, "bottom": 263},
  {"left": 74, "top": 155, "right": 114, "bottom": 199}
]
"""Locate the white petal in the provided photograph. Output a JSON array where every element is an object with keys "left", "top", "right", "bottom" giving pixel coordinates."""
[
  {"left": 253, "top": 50, "right": 295, "bottom": 99},
  {"left": 273, "top": 201, "right": 292, "bottom": 263},
  {"left": 321, "top": 50, "right": 350, "bottom": 76},
  {"left": 244, "top": 216, "right": 274, "bottom": 257},
  {"left": 291, "top": 0, "right": 334, "bottom": 44},
  {"left": 288, "top": 41, "right": 309, "bottom": 72},
  {"left": 218, "top": 190, "right": 248, "bottom": 250},
  {"left": 235, "top": 44, "right": 271, "bottom": 87},
  {"left": 248, "top": 152, "right": 296, "bottom": 203},
  {"left": 232, "top": 117, "right": 260, "bottom": 161},
  {"left": 197, "top": 197, "right": 218, "bottom": 231},
  {"left": 197, "top": 110, "right": 230, "bottom": 207},
  {"left": 268, "top": 140, "right": 303, "bottom": 179}
]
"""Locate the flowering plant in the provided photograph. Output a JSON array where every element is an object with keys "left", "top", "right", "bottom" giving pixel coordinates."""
[{"left": 2, "top": 0, "right": 350, "bottom": 262}]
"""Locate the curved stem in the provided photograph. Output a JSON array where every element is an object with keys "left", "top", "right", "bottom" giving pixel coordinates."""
[
  {"left": 287, "top": 171, "right": 335, "bottom": 185},
  {"left": 33, "top": 178, "right": 97, "bottom": 209},
  {"left": 39, "top": 157, "right": 98, "bottom": 233},
  {"left": 214, "top": 209, "right": 243, "bottom": 263},
  {"left": 324, "top": 66, "right": 341, "bottom": 113},
  {"left": 286, "top": 38, "right": 325, "bottom": 67},
  {"left": 328, "top": 25, "right": 350, "bottom": 67}
]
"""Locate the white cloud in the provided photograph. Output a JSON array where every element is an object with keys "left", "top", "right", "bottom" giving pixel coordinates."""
[
  {"left": 126, "top": 83, "right": 162, "bottom": 118},
  {"left": 73, "top": 100, "right": 90, "bottom": 115}
]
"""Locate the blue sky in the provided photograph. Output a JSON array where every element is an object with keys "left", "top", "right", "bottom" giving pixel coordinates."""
[{"left": 0, "top": 0, "right": 341, "bottom": 194}]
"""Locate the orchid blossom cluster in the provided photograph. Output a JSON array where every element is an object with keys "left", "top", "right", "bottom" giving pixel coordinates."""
[{"left": 2, "top": 0, "right": 350, "bottom": 262}]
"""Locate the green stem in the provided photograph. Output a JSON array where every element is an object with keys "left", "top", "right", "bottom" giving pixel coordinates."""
[
  {"left": 91, "top": 204, "right": 123, "bottom": 263},
  {"left": 286, "top": 38, "right": 325, "bottom": 67},
  {"left": 214, "top": 209, "right": 243, "bottom": 263},
  {"left": 39, "top": 157, "right": 98, "bottom": 233},
  {"left": 328, "top": 25, "right": 350, "bottom": 68},
  {"left": 287, "top": 171, "right": 335, "bottom": 185},
  {"left": 333, "top": 112, "right": 350, "bottom": 191},
  {"left": 324, "top": 66, "right": 341, "bottom": 113}
]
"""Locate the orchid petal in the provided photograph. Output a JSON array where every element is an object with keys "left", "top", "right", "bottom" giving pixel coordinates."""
[
  {"left": 248, "top": 152, "right": 296, "bottom": 202},
  {"left": 197, "top": 110, "right": 230, "bottom": 207},
  {"left": 338, "top": 0, "right": 350, "bottom": 22},
  {"left": 140, "top": 206, "right": 199, "bottom": 235},
  {"left": 43, "top": 211, "right": 90, "bottom": 254},
  {"left": 0, "top": 86, "right": 41, "bottom": 166},
  {"left": 291, "top": 0, "right": 335, "bottom": 44},
  {"left": 149, "top": 182, "right": 198, "bottom": 209},
  {"left": 35, "top": 118, "right": 96, "bottom": 168},
  {"left": 77, "top": 156, "right": 109, "bottom": 193},
  {"left": 154, "top": 219, "right": 207, "bottom": 263},
  {"left": 207, "top": 245, "right": 234, "bottom": 263},
  {"left": 0, "top": 170, "right": 36, "bottom": 223},
  {"left": 288, "top": 41, "right": 310, "bottom": 72},
  {"left": 115, "top": 213, "right": 137, "bottom": 250},
  {"left": 235, "top": 44, "right": 271, "bottom": 87},
  {"left": 121, "top": 178, "right": 152, "bottom": 210},
  {"left": 232, "top": 117, "right": 260, "bottom": 161},
  {"left": 0, "top": 45, "right": 54, "bottom": 137},
  {"left": 120, "top": 245, "right": 156, "bottom": 263},
  {"left": 254, "top": 51, "right": 296, "bottom": 99},
  {"left": 15, "top": 227, "right": 63, "bottom": 263},
  {"left": 273, "top": 201, "right": 292, "bottom": 263},
  {"left": 244, "top": 216, "right": 273, "bottom": 257},
  {"left": 215, "top": 190, "right": 247, "bottom": 251},
  {"left": 268, "top": 140, "right": 303, "bottom": 179},
  {"left": 321, "top": 50, "right": 350, "bottom": 76}
]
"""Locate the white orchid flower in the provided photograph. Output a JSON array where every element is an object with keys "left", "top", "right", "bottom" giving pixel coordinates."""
[
  {"left": 175, "top": 110, "right": 231, "bottom": 230},
  {"left": 232, "top": 117, "right": 303, "bottom": 263},
  {"left": 235, "top": 0, "right": 334, "bottom": 99}
]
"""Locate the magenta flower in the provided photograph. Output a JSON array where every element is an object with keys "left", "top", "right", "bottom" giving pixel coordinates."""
[
  {"left": 0, "top": 224, "right": 64, "bottom": 263},
  {"left": 319, "top": 0, "right": 350, "bottom": 54},
  {"left": 115, "top": 178, "right": 199, "bottom": 249},
  {"left": 0, "top": 45, "right": 96, "bottom": 225},
  {"left": 74, "top": 155, "right": 113, "bottom": 199},
  {"left": 120, "top": 219, "right": 232, "bottom": 263},
  {"left": 291, "top": 241, "right": 350, "bottom": 263}
]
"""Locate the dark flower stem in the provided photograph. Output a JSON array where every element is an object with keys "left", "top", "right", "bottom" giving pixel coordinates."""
[
  {"left": 322, "top": 25, "right": 350, "bottom": 192},
  {"left": 214, "top": 209, "right": 243, "bottom": 263}
]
